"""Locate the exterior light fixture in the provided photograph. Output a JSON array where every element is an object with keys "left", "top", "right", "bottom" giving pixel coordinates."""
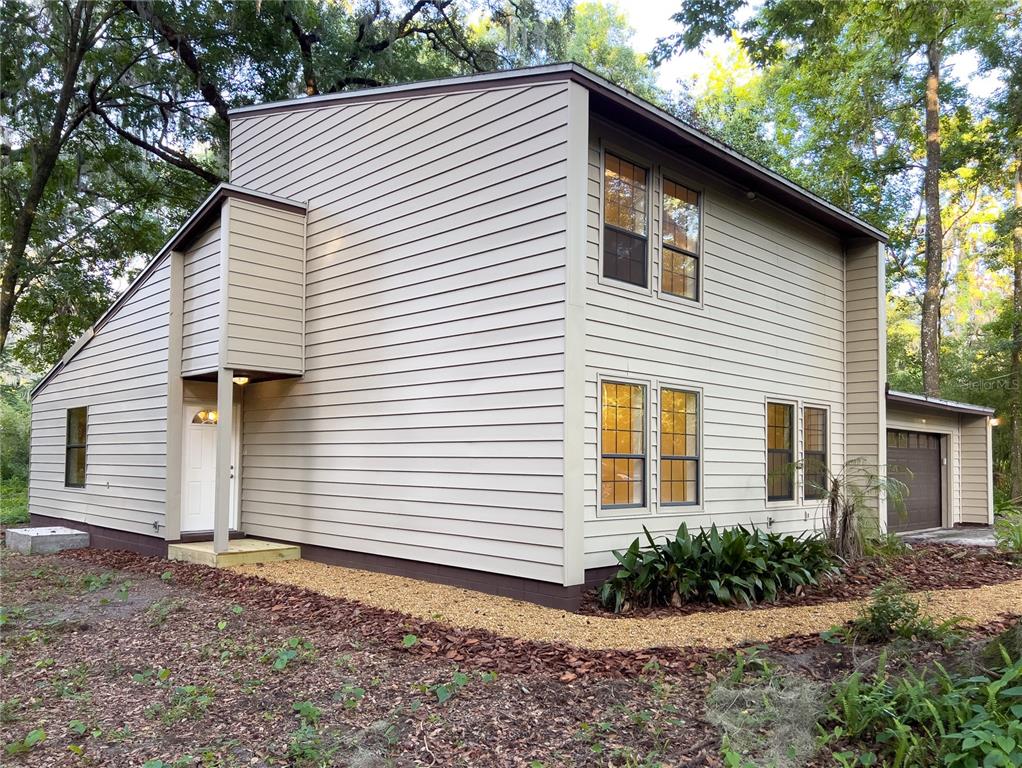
[
  {"left": 991, "top": 417, "right": 1002, "bottom": 427},
  {"left": 232, "top": 376, "right": 250, "bottom": 386}
]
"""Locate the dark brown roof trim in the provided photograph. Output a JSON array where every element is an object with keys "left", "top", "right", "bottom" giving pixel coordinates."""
[
  {"left": 887, "top": 388, "right": 995, "bottom": 417},
  {"left": 167, "top": 184, "right": 307, "bottom": 252},
  {"left": 229, "top": 62, "right": 887, "bottom": 244}
]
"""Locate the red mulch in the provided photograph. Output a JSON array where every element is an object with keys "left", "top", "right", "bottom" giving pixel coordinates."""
[
  {"left": 579, "top": 544, "right": 1022, "bottom": 617},
  {"left": 62, "top": 547, "right": 717, "bottom": 680}
]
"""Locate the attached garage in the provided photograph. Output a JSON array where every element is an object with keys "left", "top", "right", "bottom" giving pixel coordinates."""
[
  {"left": 885, "top": 390, "right": 995, "bottom": 533},
  {"left": 886, "top": 429, "right": 943, "bottom": 532}
]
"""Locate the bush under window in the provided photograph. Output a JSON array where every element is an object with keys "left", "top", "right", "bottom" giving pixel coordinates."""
[{"left": 598, "top": 523, "right": 839, "bottom": 613}]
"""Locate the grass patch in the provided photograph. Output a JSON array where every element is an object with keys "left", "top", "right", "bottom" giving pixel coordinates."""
[{"left": 0, "top": 482, "right": 28, "bottom": 526}]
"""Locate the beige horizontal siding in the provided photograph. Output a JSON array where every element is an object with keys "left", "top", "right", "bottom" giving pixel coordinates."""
[
  {"left": 960, "top": 415, "right": 992, "bottom": 524},
  {"left": 228, "top": 82, "right": 571, "bottom": 582},
  {"left": 582, "top": 125, "right": 852, "bottom": 569},
  {"left": 181, "top": 224, "right": 220, "bottom": 375},
  {"left": 223, "top": 198, "right": 305, "bottom": 375},
  {"left": 29, "top": 256, "right": 171, "bottom": 537}
]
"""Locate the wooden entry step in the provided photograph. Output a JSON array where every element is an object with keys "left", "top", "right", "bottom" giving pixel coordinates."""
[{"left": 168, "top": 538, "right": 300, "bottom": 568}]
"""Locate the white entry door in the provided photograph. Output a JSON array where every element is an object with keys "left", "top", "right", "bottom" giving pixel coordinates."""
[{"left": 181, "top": 404, "right": 239, "bottom": 533}]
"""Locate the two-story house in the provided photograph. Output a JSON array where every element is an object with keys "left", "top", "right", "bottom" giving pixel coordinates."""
[{"left": 28, "top": 64, "right": 994, "bottom": 608}]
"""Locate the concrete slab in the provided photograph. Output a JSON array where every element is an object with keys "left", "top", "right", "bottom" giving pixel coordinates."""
[
  {"left": 903, "top": 527, "right": 996, "bottom": 548},
  {"left": 167, "top": 538, "right": 300, "bottom": 568},
  {"left": 6, "top": 526, "right": 90, "bottom": 555}
]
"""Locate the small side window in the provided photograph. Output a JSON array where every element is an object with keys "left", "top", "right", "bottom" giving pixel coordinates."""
[
  {"left": 767, "top": 402, "right": 794, "bottom": 501},
  {"left": 65, "top": 407, "right": 88, "bottom": 488},
  {"left": 803, "top": 407, "right": 828, "bottom": 500}
]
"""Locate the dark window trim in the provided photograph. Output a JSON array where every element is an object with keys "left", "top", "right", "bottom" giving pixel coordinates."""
[
  {"left": 660, "top": 387, "right": 700, "bottom": 507},
  {"left": 600, "top": 380, "right": 647, "bottom": 510},
  {"left": 803, "top": 406, "right": 828, "bottom": 501},
  {"left": 64, "top": 406, "right": 88, "bottom": 489},
  {"left": 767, "top": 402, "right": 795, "bottom": 502}
]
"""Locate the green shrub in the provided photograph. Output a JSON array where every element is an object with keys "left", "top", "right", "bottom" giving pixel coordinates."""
[
  {"left": 825, "top": 651, "right": 1022, "bottom": 768},
  {"left": 845, "top": 580, "right": 964, "bottom": 645},
  {"left": 598, "top": 523, "right": 839, "bottom": 613},
  {"left": 0, "top": 482, "right": 28, "bottom": 526},
  {"left": 994, "top": 509, "right": 1022, "bottom": 554},
  {"left": 862, "top": 532, "right": 910, "bottom": 560}
]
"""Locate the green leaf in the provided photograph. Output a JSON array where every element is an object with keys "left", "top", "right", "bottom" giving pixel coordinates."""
[
  {"left": 435, "top": 685, "right": 452, "bottom": 704},
  {"left": 24, "top": 729, "right": 45, "bottom": 748},
  {"left": 402, "top": 634, "right": 418, "bottom": 648}
]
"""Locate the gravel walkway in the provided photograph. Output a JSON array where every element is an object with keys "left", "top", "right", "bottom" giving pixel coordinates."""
[{"left": 232, "top": 560, "right": 1022, "bottom": 651}]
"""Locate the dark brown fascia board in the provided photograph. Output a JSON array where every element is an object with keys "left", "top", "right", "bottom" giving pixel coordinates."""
[
  {"left": 31, "top": 184, "right": 306, "bottom": 398},
  {"left": 886, "top": 389, "right": 995, "bottom": 418},
  {"left": 228, "top": 62, "right": 887, "bottom": 244}
]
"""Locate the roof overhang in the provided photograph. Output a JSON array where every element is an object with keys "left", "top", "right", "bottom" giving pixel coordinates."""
[
  {"left": 30, "top": 184, "right": 306, "bottom": 399},
  {"left": 886, "top": 389, "right": 995, "bottom": 418},
  {"left": 229, "top": 62, "right": 887, "bottom": 244}
]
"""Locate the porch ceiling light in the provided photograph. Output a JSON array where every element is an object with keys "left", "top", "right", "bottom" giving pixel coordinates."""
[{"left": 232, "top": 376, "right": 250, "bottom": 386}]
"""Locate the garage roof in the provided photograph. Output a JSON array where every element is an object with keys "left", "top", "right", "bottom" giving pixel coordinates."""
[{"left": 887, "top": 389, "right": 995, "bottom": 417}]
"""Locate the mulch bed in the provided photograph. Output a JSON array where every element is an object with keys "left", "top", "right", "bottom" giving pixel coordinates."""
[
  {"left": 579, "top": 544, "right": 1022, "bottom": 617},
  {"left": 62, "top": 547, "right": 718, "bottom": 680}
]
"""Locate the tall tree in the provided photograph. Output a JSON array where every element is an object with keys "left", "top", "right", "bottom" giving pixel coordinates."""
[
  {"left": 1, "top": 0, "right": 510, "bottom": 371},
  {"left": 978, "top": 7, "right": 1022, "bottom": 497},
  {"left": 656, "top": 0, "right": 1005, "bottom": 396}
]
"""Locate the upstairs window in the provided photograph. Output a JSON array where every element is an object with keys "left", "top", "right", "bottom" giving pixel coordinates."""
[
  {"left": 603, "top": 153, "right": 648, "bottom": 287},
  {"left": 660, "top": 388, "right": 699, "bottom": 505},
  {"left": 767, "top": 402, "right": 794, "bottom": 501},
  {"left": 661, "top": 180, "right": 700, "bottom": 301},
  {"left": 601, "top": 381, "right": 646, "bottom": 508},
  {"left": 65, "top": 407, "right": 88, "bottom": 488},
  {"left": 803, "top": 407, "right": 828, "bottom": 500}
]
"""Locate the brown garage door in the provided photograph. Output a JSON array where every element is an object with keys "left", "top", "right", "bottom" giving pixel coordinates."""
[{"left": 887, "top": 430, "right": 942, "bottom": 532}]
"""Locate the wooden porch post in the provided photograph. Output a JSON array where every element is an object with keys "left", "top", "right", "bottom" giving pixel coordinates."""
[{"left": 214, "top": 367, "right": 234, "bottom": 553}]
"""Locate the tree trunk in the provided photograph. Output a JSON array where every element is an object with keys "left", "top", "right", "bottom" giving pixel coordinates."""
[
  {"left": 920, "top": 41, "right": 944, "bottom": 398},
  {"left": 1011, "top": 157, "right": 1022, "bottom": 500},
  {"left": 0, "top": 1, "right": 93, "bottom": 356}
]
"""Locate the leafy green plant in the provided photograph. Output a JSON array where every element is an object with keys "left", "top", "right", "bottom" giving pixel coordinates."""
[
  {"left": 3, "top": 728, "right": 45, "bottom": 756},
  {"left": 994, "top": 508, "right": 1022, "bottom": 554},
  {"left": 430, "top": 670, "right": 470, "bottom": 704},
  {"left": 292, "top": 700, "right": 321, "bottom": 725},
  {"left": 862, "top": 532, "right": 910, "bottom": 560},
  {"left": 844, "top": 580, "right": 964, "bottom": 645},
  {"left": 824, "top": 651, "right": 1022, "bottom": 768},
  {"left": 262, "top": 636, "right": 316, "bottom": 671},
  {"left": 598, "top": 523, "right": 839, "bottom": 612}
]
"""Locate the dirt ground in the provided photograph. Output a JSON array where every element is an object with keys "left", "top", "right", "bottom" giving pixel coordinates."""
[
  {"left": 0, "top": 551, "right": 723, "bottom": 767},
  {"left": 2, "top": 547, "right": 1020, "bottom": 768}
]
